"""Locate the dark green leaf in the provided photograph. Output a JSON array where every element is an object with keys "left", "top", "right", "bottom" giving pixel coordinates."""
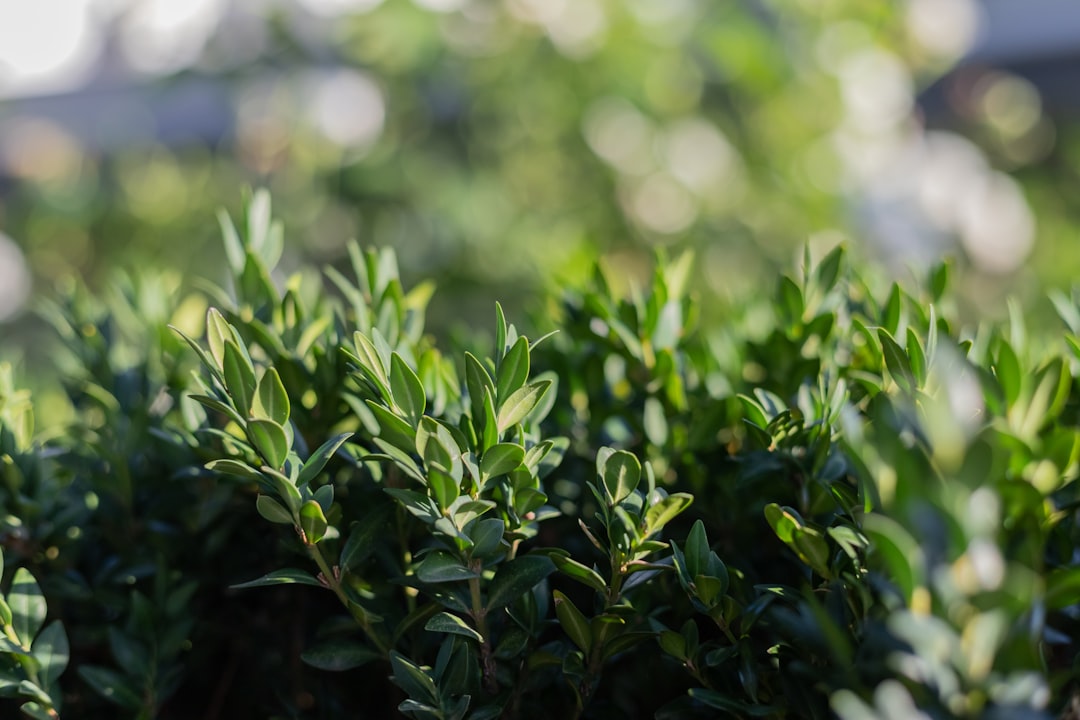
[
  {"left": 78, "top": 666, "right": 143, "bottom": 710},
  {"left": 415, "top": 552, "right": 479, "bottom": 584},
  {"left": 550, "top": 555, "right": 607, "bottom": 593},
  {"left": 424, "top": 612, "right": 482, "bottom": 643},
  {"left": 367, "top": 402, "right": 418, "bottom": 456},
  {"left": 301, "top": 639, "right": 381, "bottom": 671},
  {"left": 231, "top": 569, "right": 325, "bottom": 590},
  {"left": 389, "top": 651, "right": 440, "bottom": 706},
  {"left": 341, "top": 505, "right": 394, "bottom": 570},
  {"left": 553, "top": 590, "right": 591, "bottom": 655},
  {"left": 486, "top": 556, "right": 555, "bottom": 611},
  {"left": 255, "top": 494, "right": 294, "bottom": 524},
  {"left": 298, "top": 432, "right": 353, "bottom": 486}
]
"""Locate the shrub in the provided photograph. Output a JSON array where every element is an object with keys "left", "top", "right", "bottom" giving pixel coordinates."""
[{"left": 1, "top": 191, "right": 1078, "bottom": 718}]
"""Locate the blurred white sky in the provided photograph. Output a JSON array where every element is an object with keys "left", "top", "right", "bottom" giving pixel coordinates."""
[{"left": 3, "top": 0, "right": 1080, "bottom": 101}]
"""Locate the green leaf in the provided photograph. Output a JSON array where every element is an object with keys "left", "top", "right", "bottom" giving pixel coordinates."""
[
  {"left": 205, "top": 307, "right": 233, "bottom": 370},
  {"left": 497, "top": 336, "right": 530, "bottom": 402},
  {"left": 9, "top": 569, "right": 45, "bottom": 648},
  {"left": 256, "top": 494, "right": 294, "bottom": 524},
  {"left": 205, "top": 458, "right": 263, "bottom": 481},
  {"left": 486, "top": 555, "right": 555, "bottom": 611},
  {"left": 299, "top": 500, "right": 328, "bottom": 544},
  {"left": 248, "top": 418, "right": 289, "bottom": 469},
  {"left": 222, "top": 341, "right": 256, "bottom": 417},
  {"left": 298, "top": 432, "right": 353, "bottom": 486},
  {"left": 468, "top": 518, "right": 505, "bottom": 560},
  {"left": 465, "top": 352, "right": 496, "bottom": 426},
  {"left": 658, "top": 630, "right": 687, "bottom": 661},
  {"left": 480, "top": 443, "right": 525, "bottom": 480},
  {"left": 30, "top": 621, "right": 67, "bottom": 689},
  {"left": 415, "top": 552, "right": 479, "bottom": 584},
  {"left": 815, "top": 245, "right": 843, "bottom": 293},
  {"left": 553, "top": 590, "right": 591, "bottom": 655},
  {"left": 252, "top": 367, "right": 290, "bottom": 425},
  {"left": 600, "top": 449, "right": 640, "bottom": 505},
  {"left": 878, "top": 328, "right": 913, "bottom": 393},
  {"left": 905, "top": 328, "right": 926, "bottom": 388},
  {"left": 302, "top": 639, "right": 382, "bottom": 671},
  {"left": 341, "top": 505, "right": 394, "bottom": 570},
  {"left": 367, "top": 402, "right": 418, "bottom": 456},
  {"left": 549, "top": 555, "right": 607, "bottom": 593},
  {"left": 353, "top": 331, "right": 391, "bottom": 399},
  {"left": 996, "top": 340, "right": 1022, "bottom": 407},
  {"left": 425, "top": 612, "right": 483, "bottom": 643},
  {"left": 497, "top": 380, "right": 552, "bottom": 434},
  {"left": 389, "top": 651, "right": 439, "bottom": 706},
  {"left": 262, "top": 466, "right": 302, "bottom": 515},
  {"left": 78, "top": 666, "right": 143, "bottom": 710},
  {"left": 644, "top": 493, "right": 693, "bottom": 536},
  {"left": 1046, "top": 567, "right": 1080, "bottom": 609},
  {"left": 428, "top": 469, "right": 460, "bottom": 512},
  {"left": 20, "top": 701, "right": 57, "bottom": 720},
  {"left": 231, "top": 569, "right": 325, "bottom": 590},
  {"left": 390, "top": 352, "right": 427, "bottom": 427},
  {"left": 643, "top": 396, "right": 668, "bottom": 446},
  {"left": 689, "top": 688, "right": 780, "bottom": 716}
]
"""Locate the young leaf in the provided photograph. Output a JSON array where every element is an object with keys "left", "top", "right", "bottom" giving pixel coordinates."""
[
  {"left": 497, "top": 336, "right": 530, "bottom": 402},
  {"left": 252, "top": 367, "right": 290, "bottom": 426},
  {"left": 390, "top": 352, "right": 426, "bottom": 427},
  {"left": 643, "top": 493, "right": 693, "bottom": 537},
  {"left": 366, "top": 401, "right": 418, "bottom": 455},
  {"left": 222, "top": 341, "right": 256, "bottom": 416},
  {"left": 497, "top": 380, "right": 552, "bottom": 434},
  {"left": 248, "top": 418, "right": 289, "bottom": 469},
  {"left": 299, "top": 500, "right": 328, "bottom": 544},
  {"left": 9, "top": 569, "right": 46, "bottom": 648},
  {"left": 548, "top": 555, "right": 607, "bottom": 593},
  {"left": 877, "top": 329, "right": 914, "bottom": 393},
  {"left": 600, "top": 449, "right": 640, "bottom": 505}
]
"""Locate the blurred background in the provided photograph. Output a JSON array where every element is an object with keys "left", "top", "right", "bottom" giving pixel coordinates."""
[{"left": 1, "top": 0, "right": 1079, "bottom": 344}]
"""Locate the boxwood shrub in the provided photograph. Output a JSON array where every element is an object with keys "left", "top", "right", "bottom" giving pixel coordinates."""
[{"left": 0, "top": 191, "right": 1078, "bottom": 719}]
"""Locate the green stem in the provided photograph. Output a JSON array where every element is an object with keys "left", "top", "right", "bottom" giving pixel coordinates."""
[
  {"left": 306, "top": 542, "right": 391, "bottom": 656},
  {"left": 468, "top": 570, "right": 499, "bottom": 694}
]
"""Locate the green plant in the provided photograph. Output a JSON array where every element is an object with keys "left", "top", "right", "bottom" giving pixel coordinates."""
[{"left": 1, "top": 192, "right": 1079, "bottom": 718}]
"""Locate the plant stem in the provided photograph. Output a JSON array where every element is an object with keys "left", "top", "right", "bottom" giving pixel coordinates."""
[
  {"left": 306, "top": 541, "right": 391, "bottom": 656},
  {"left": 468, "top": 569, "right": 499, "bottom": 694}
]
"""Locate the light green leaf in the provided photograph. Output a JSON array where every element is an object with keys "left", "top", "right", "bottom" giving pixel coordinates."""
[
  {"left": 497, "top": 336, "right": 530, "bottom": 402},
  {"left": 390, "top": 352, "right": 426, "bottom": 427},
  {"left": 298, "top": 432, "right": 353, "bottom": 486},
  {"left": 9, "top": 569, "right": 45, "bottom": 649},
  {"left": 248, "top": 418, "right": 288, "bottom": 469},
  {"left": 252, "top": 367, "right": 290, "bottom": 425},
  {"left": 496, "top": 380, "right": 552, "bottom": 434}
]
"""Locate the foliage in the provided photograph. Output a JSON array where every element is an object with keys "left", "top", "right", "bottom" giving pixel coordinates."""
[{"left": 1, "top": 193, "right": 1079, "bottom": 718}]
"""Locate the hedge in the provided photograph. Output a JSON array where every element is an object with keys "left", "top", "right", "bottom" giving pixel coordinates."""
[{"left": 0, "top": 191, "right": 1077, "bottom": 719}]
